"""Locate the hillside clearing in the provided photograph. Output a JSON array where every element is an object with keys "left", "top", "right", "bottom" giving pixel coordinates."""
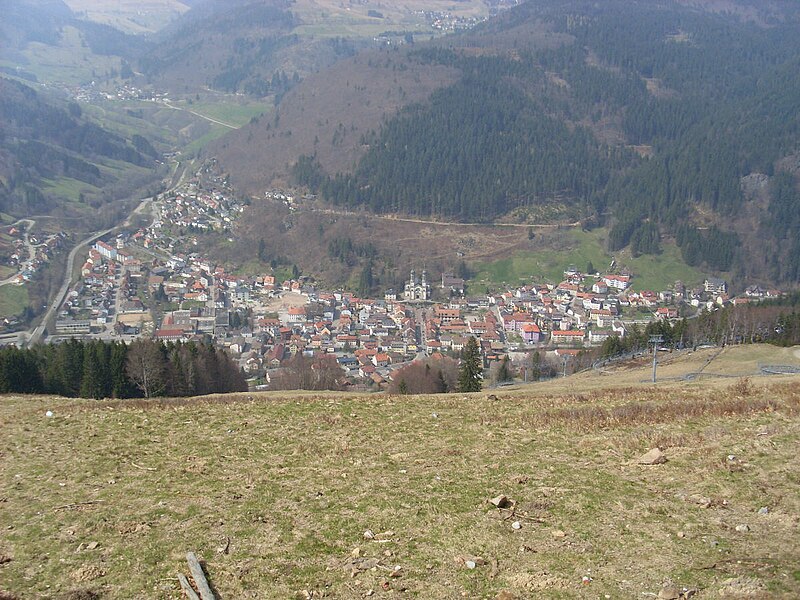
[
  {"left": 2, "top": 350, "right": 800, "bottom": 598},
  {"left": 474, "top": 229, "right": 705, "bottom": 291}
]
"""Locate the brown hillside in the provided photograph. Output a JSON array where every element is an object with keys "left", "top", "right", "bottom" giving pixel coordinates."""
[
  {"left": 210, "top": 47, "right": 459, "bottom": 192},
  {"left": 207, "top": 199, "right": 558, "bottom": 288},
  {"left": 208, "top": 12, "right": 574, "bottom": 195}
]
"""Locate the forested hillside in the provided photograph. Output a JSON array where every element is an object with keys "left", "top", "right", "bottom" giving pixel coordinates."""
[
  {"left": 138, "top": 0, "right": 358, "bottom": 97},
  {"left": 0, "top": 78, "right": 158, "bottom": 217},
  {"left": 277, "top": 0, "right": 800, "bottom": 283}
]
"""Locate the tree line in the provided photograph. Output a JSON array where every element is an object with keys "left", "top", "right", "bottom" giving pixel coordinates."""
[
  {"left": 0, "top": 339, "right": 247, "bottom": 399},
  {"left": 600, "top": 295, "right": 800, "bottom": 358}
]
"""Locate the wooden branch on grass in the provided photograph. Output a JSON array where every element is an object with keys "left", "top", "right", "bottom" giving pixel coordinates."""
[
  {"left": 53, "top": 500, "right": 104, "bottom": 511},
  {"left": 131, "top": 462, "right": 157, "bottom": 471},
  {"left": 178, "top": 573, "right": 200, "bottom": 600},
  {"left": 186, "top": 552, "right": 216, "bottom": 600}
]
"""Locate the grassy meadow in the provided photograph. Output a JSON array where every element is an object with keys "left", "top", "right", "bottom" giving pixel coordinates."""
[
  {"left": 2, "top": 346, "right": 800, "bottom": 598},
  {"left": 474, "top": 229, "right": 705, "bottom": 291},
  {"left": 0, "top": 285, "right": 30, "bottom": 319}
]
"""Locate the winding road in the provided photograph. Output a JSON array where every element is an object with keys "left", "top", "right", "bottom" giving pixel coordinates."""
[
  {"left": 162, "top": 99, "right": 237, "bottom": 129},
  {"left": 22, "top": 197, "right": 153, "bottom": 346}
]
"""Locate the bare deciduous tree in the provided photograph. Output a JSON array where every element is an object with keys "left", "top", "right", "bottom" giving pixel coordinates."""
[{"left": 125, "top": 339, "right": 166, "bottom": 398}]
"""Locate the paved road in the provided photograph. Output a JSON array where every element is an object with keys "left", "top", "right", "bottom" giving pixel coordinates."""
[
  {"left": 27, "top": 197, "right": 152, "bottom": 346},
  {"left": 162, "top": 100, "right": 237, "bottom": 129},
  {"left": 27, "top": 226, "right": 116, "bottom": 345},
  {"left": 305, "top": 206, "right": 582, "bottom": 229}
]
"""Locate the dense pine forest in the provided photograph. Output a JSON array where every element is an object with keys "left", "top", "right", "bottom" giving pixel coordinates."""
[
  {"left": 0, "top": 339, "right": 247, "bottom": 399},
  {"left": 292, "top": 0, "right": 800, "bottom": 283}
]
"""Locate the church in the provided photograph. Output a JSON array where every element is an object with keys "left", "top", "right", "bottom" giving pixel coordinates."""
[{"left": 403, "top": 269, "right": 430, "bottom": 302}]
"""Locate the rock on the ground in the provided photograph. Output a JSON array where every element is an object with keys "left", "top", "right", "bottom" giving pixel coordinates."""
[
  {"left": 638, "top": 447, "right": 667, "bottom": 465},
  {"left": 490, "top": 495, "right": 512, "bottom": 508}
]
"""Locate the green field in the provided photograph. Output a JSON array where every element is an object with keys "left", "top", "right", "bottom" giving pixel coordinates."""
[
  {"left": 8, "top": 26, "right": 121, "bottom": 86},
  {"left": 0, "top": 284, "right": 29, "bottom": 318},
  {"left": 41, "top": 177, "right": 99, "bottom": 203},
  {"left": 81, "top": 101, "right": 181, "bottom": 148},
  {"left": 182, "top": 124, "right": 233, "bottom": 155},
  {"left": 474, "top": 229, "right": 705, "bottom": 291},
  {"left": 189, "top": 101, "right": 272, "bottom": 128},
  {"left": 62, "top": 0, "right": 189, "bottom": 35},
  {"left": 294, "top": 20, "right": 411, "bottom": 38},
  {"left": 290, "top": 0, "right": 489, "bottom": 38}
]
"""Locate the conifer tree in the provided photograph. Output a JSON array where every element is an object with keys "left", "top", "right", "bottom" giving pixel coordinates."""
[
  {"left": 458, "top": 337, "right": 482, "bottom": 393},
  {"left": 109, "top": 342, "right": 129, "bottom": 398}
]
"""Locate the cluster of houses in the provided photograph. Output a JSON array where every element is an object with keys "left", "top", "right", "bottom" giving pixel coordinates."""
[
  {"left": 55, "top": 238, "right": 145, "bottom": 337},
  {"left": 152, "top": 178, "right": 244, "bottom": 236},
  {"left": 415, "top": 9, "right": 486, "bottom": 32},
  {"left": 41, "top": 164, "right": 790, "bottom": 387},
  {"left": 70, "top": 82, "right": 170, "bottom": 105},
  {"left": 1, "top": 225, "right": 65, "bottom": 286}
]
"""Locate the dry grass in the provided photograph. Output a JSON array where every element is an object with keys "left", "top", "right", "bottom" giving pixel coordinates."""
[
  {"left": 529, "top": 345, "right": 800, "bottom": 395},
  {"left": 2, "top": 375, "right": 800, "bottom": 599}
]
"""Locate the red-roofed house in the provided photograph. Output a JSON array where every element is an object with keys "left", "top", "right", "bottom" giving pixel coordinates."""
[
  {"left": 602, "top": 274, "right": 631, "bottom": 290},
  {"left": 521, "top": 322, "right": 542, "bottom": 343},
  {"left": 155, "top": 328, "right": 187, "bottom": 342},
  {"left": 550, "top": 330, "right": 585, "bottom": 346}
]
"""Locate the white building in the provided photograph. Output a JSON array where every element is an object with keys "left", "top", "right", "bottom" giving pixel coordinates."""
[{"left": 403, "top": 269, "right": 430, "bottom": 302}]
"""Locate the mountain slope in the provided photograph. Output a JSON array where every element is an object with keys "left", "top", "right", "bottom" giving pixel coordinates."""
[
  {"left": 138, "top": 0, "right": 377, "bottom": 98},
  {"left": 0, "top": 78, "right": 158, "bottom": 218},
  {"left": 212, "top": 0, "right": 800, "bottom": 285},
  {"left": 0, "top": 0, "right": 149, "bottom": 58}
]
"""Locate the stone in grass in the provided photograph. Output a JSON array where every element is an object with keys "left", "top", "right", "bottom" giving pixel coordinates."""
[
  {"left": 757, "top": 506, "right": 769, "bottom": 515},
  {"left": 458, "top": 555, "right": 486, "bottom": 570},
  {"left": 735, "top": 524, "right": 750, "bottom": 533},
  {"left": 550, "top": 529, "right": 567, "bottom": 539},
  {"left": 638, "top": 448, "right": 667, "bottom": 465},
  {"left": 489, "top": 495, "right": 512, "bottom": 509}
]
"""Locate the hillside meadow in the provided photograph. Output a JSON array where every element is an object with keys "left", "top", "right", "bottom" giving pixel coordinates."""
[{"left": 1, "top": 346, "right": 800, "bottom": 599}]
